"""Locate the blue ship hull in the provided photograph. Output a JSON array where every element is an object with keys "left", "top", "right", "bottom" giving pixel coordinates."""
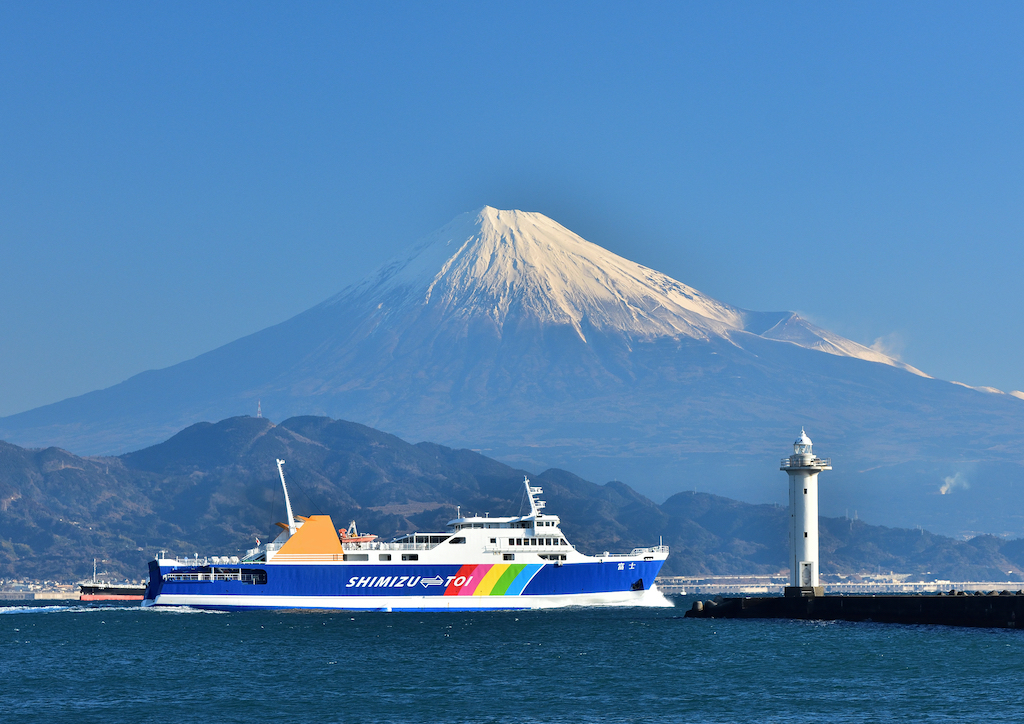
[{"left": 144, "top": 558, "right": 668, "bottom": 611}]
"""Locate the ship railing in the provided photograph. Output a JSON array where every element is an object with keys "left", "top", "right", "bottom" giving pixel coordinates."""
[
  {"left": 165, "top": 556, "right": 210, "bottom": 566},
  {"left": 780, "top": 457, "right": 831, "bottom": 468},
  {"left": 483, "top": 544, "right": 577, "bottom": 553},
  {"left": 242, "top": 542, "right": 282, "bottom": 561},
  {"left": 357, "top": 542, "right": 435, "bottom": 552},
  {"left": 163, "top": 569, "right": 266, "bottom": 584},
  {"left": 603, "top": 545, "right": 669, "bottom": 558}
]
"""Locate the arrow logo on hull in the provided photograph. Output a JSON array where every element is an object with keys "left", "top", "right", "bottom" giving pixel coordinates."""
[{"left": 420, "top": 576, "right": 444, "bottom": 588}]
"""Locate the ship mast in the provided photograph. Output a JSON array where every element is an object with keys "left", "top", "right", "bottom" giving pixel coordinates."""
[
  {"left": 524, "top": 476, "right": 546, "bottom": 517},
  {"left": 277, "top": 459, "right": 296, "bottom": 535}
]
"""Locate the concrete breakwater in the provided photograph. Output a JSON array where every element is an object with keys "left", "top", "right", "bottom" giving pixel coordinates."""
[{"left": 685, "top": 591, "right": 1024, "bottom": 629}]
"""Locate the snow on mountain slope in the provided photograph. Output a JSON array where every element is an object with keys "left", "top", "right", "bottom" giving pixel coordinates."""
[
  {"left": 329, "top": 207, "right": 743, "bottom": 343},
  {"left": 326, "top": 206, "right": 923, "bottom": 374},
  {"left": 749, "top": 312, "right": 929, "bottom": 377}
]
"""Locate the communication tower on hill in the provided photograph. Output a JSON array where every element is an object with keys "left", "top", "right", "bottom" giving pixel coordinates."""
[{"left": 781, "top": 429, "right": 831, "bottom": 597}]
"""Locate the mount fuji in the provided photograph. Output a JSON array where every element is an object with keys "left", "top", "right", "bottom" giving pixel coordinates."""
[{"left": 3, "top": 207, "right": 1023, "bottom": 537}]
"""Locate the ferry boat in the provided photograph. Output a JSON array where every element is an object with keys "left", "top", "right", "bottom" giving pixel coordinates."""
[{"left": 142, "top": 460, "right": 670, "bottom": 611}]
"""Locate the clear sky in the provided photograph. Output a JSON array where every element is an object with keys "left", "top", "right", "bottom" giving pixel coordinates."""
[{"left": 2, "top": 2, "right": 1022, "bottom": 418}]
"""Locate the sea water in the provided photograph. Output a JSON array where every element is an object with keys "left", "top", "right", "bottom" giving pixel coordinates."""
[{"left": 2, "top": 596, "right": 1023, "bottom": 723}]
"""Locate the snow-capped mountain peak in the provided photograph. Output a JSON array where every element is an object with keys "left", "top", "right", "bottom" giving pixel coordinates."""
[
  {"left": 331, "top": 206, "right": 923, "bottom": 374},
  {"left": 338, "top": 207, "right": 747, "bottom": 342}
]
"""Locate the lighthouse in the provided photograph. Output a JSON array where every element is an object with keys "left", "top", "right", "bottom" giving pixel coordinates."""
[{"left": 781, "top": 428, "right": 831, "bottom": 597}]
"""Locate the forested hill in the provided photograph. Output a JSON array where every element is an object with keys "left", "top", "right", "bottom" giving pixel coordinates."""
[{"left": 2, "top": 415, "right": 1022, "bottom": 582}]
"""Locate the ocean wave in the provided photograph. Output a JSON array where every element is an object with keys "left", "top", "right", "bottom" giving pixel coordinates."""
[
  {"left": 0, "top": 603, "right": 143, "bottom": 615},
  {"left": 143, "top": 605, "right": 228, "bottom": 614},
  {"left": 0, "top": 605, "right": 75, "bottom": 615}
]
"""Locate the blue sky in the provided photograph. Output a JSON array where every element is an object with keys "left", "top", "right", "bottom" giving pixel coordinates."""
[{"left": 2, "top": 2, "right": 1023, "bottom": 417}]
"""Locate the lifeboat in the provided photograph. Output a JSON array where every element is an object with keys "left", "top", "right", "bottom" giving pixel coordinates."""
[{"left": 339, "top": 520, "right": 378, "bottom": 544}]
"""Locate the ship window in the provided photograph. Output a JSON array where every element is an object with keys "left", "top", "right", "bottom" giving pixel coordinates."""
[
  {"left": 531, "top": 538, "right": 537, "bottom": 546},
  {"left": 560, "top": 539, "right": 566, "bottom": 545},
  {"left": 504, "top": 554, "right": 515, "bottom": 561},
  {"left": 804, "top": 532, "right": 808, "bottom": 538},
  {"left": 379, "top": 554, "right": 391, "bottom": 561},
  {"left": 490, "top": 538, "right": 496, "bottom": 544},
  {"left": 402, "top": 553, "right": 419, "bottom": 561},
  {"left": 344, "top": 553, "right": 368, "bottom": 561},
  {"left": 804, "top": 489, "right": 807, "bottom": 494},
  {"left": 450, "top": 537, "right": 466, "bottom": 544},
  {"left": 510, "top": 538, "right": 516, "bottom": 546},
  {"left": 516, "top": 538, "right": 522, "bottom": 546}
]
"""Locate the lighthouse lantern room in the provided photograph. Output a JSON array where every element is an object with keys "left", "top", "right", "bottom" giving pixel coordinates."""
[{"left": 780, "top": 428, "right": 831, "bottom": 597}]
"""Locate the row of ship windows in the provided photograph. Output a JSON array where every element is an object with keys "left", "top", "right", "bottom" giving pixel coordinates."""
[
  {"left": 340, "top": 540, "right": 565, "bottom": 563},
  {"left": 508, "top": 538, "right": 566, "bottom": 547},
  {"left": 343, "top": 553, "right": 420, "bottom": 561},
  {"left": 503, "top": 553, "right": 567, "bottom": 561},
  {"left": 454, "top": 521, "right": 559, "bottom": 531}
]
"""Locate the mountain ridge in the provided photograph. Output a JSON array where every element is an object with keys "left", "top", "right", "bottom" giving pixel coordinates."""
[
  {"left": 1, "top": 207, "right": 1022, "bottom": 537},
  {"left": 1, "top": 414, "right": 1021, "bottom": 583}
]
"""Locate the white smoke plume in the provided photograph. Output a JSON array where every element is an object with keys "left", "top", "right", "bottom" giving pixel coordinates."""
[
  {"left": 870, "top": 332, "right": 906, "bottom": 360},
  {"left": 939, "top": 472, "right": 969, "bottom": 495}
]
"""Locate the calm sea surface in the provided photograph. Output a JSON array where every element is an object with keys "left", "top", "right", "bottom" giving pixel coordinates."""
[{"left": 2, "top": 596, "right": 1023, "bottom": 723}]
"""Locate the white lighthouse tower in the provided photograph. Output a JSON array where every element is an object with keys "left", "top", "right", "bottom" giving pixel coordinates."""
[{"left": 781, "top": 428, "right": 831, "bottom": 597}]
